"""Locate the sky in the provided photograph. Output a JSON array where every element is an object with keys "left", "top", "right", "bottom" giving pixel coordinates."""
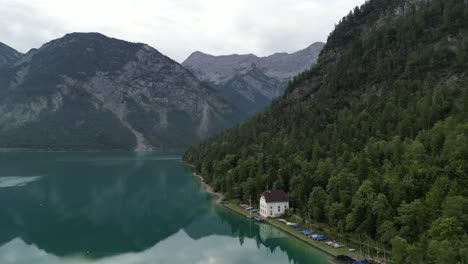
[{"left": 0, "top": 0, "right": 366, "bottom": 62}]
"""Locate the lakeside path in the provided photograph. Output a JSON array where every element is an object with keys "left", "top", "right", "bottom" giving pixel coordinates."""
[
  {"left": 223, "top": 202, "right": 363, "bottom": 261},
  {"left": 184, "top": 163, "right": 364, "bottom": 262}
]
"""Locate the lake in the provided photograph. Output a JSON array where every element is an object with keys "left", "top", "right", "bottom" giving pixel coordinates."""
[{"left": 0, "top": 152, "right": 332, "bottom": 264}]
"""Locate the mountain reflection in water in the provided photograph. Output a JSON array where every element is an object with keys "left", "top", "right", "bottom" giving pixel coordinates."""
[{"left": 0, "top": 152, "right": 330, "bottom": 264}]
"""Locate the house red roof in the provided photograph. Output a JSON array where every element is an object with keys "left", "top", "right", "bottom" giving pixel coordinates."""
[{"left": 261, "top": 190, "right": 288, "bottom": 203}]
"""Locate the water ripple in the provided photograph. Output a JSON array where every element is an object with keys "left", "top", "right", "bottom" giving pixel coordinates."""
[{"left": 0, "top": 176, "right": 42, "bottom": 188}]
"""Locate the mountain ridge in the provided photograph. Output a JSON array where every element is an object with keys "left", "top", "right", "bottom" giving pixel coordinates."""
[
  {"left": 183, "top": 42, "right": 324, "bottom": 115},
  {"left": 183, "top": 42, "right": 325, "bottom": 82},
  {"left": 0, "top": 42, "right": 22, "bottom": 66},
  {"left": 0, "top": 32, "right": 241, "bottom": 150}
]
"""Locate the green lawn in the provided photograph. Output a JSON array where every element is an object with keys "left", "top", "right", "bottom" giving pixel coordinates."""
[
  {"left": 223, "top": 202, "right": 363, "bottom": 260},
  {"left": 222, "top": 203, "right": 260, "bottom": 218},
  {"left": 268, "top": 219, "right": 362, "bottom": 259}
]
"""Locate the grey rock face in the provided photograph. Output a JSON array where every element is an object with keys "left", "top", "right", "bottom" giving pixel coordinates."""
[
  {"left": 0, "top": 33, "right": 240, "bottom": 150},
  {"left": 183, "top": 42, "right": 324, "bottom": 83},
  {"left": 0, "top": 42, "right": 22, "bottom": 66},
  {"left": 182, "top": 42, "right": 324, "bottom": 114}
]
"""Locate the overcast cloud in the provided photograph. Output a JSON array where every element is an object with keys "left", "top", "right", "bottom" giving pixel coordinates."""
[{"left": 0, "top": 0, "right": 365, "bottom": 62}]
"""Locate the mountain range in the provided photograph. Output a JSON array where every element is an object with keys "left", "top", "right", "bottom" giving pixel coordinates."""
[
  {"left": 182, "top": 42, "right": 324, "bottom": 114},
  {"left": 0, "top": 34, "right": 323, "bottom": 150},
  {"left": 0, "top": 33, "right": 240, "bottom": 150}
]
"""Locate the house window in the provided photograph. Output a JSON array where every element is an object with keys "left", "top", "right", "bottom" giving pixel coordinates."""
[
  {"left": 278, "top": 206, "right": 280, "bottom": 212},
  {"left": 270, "top": 206, "right": 272, "bottom": 209},
  {"left": 285, "top": 205, "right": 288, "bottom": 209},
  {"left": 270, "top": 211, "right": 272, "bottom": 215}
]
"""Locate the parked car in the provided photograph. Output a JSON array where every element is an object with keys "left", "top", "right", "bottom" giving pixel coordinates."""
[
  {"left": 314, "top": 235, "right": 328, "bottom": 241},
  {"left": 332, "top": 243, "right": 343, "bottom": 248},
  {"left": 253, "top": 216, "right": 264, "bottom": 222}
]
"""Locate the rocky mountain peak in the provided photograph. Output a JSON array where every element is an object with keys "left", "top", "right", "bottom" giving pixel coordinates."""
[
  {"left": 0, "top": 33, "right": 241, "bottom": 150},
  {"left": 183, "top": 42, "right": 325, "bottom": 83},
  {"left": 182, "top": 42, "right": 324, "bottom": 115}
]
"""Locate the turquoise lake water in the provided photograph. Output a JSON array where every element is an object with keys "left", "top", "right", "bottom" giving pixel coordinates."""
[{"left": 0, "top": 152, "right": 332, "bottom": 264}]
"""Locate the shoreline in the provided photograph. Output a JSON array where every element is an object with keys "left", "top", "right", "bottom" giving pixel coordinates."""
[
  {"left": 222, "top": 202, "right": 346, "bottom": 260},
  {"left": 185, "top": 164, "right": 362, "bottom": 263},
  {"left": 0, "top": 148, "right": 186, "bottom": 154},
  {"left": 182, "top": 161, "right": 224, "bottom": 204},
  {"left": 192, "top": 172, "right": 225, "bottom": 204}
]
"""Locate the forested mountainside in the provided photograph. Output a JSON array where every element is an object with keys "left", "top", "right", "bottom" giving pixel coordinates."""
[
  {"left": 182, "top": 43, "right": 324, "bottom": 115},
  {"left": 184, "top": 0, "right": 468, "bottom": 262},
  {"left": 0, "top": 33, "right": 241, "bottom": 150}
]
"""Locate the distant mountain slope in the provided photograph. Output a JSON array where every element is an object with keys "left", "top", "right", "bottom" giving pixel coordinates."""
[
  {"left": 183, "top": 42, "right": 324, "bottom": 82},
  {"left": 0, "top": 42, "right": 22, "bottom": 66},
  {"left": 183, "top": 42, "right": 324, "bottom": 114},
  {"left": 185, "top": 0, "right": 467, "bottom": 262},
  {"left": 0, "top": 33, "right": 241, "bottom": 150}
]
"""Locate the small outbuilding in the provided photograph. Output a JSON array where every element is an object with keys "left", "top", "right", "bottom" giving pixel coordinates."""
[{"left": 259, "top": 190, "right": 289, "bottom": 218}]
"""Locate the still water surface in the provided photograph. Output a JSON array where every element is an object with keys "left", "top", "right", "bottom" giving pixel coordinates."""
[{"left": 0, "top": 152, "right": 332, "bottom": 264}]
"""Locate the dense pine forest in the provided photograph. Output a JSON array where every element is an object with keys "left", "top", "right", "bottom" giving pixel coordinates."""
[{"left": 184, "top": 0, "right": 468, "bottom": 262}]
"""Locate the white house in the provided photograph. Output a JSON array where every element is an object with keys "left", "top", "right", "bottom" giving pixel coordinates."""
[{"left": 259, "top": 190, "right": 289, "bottom": 218}]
